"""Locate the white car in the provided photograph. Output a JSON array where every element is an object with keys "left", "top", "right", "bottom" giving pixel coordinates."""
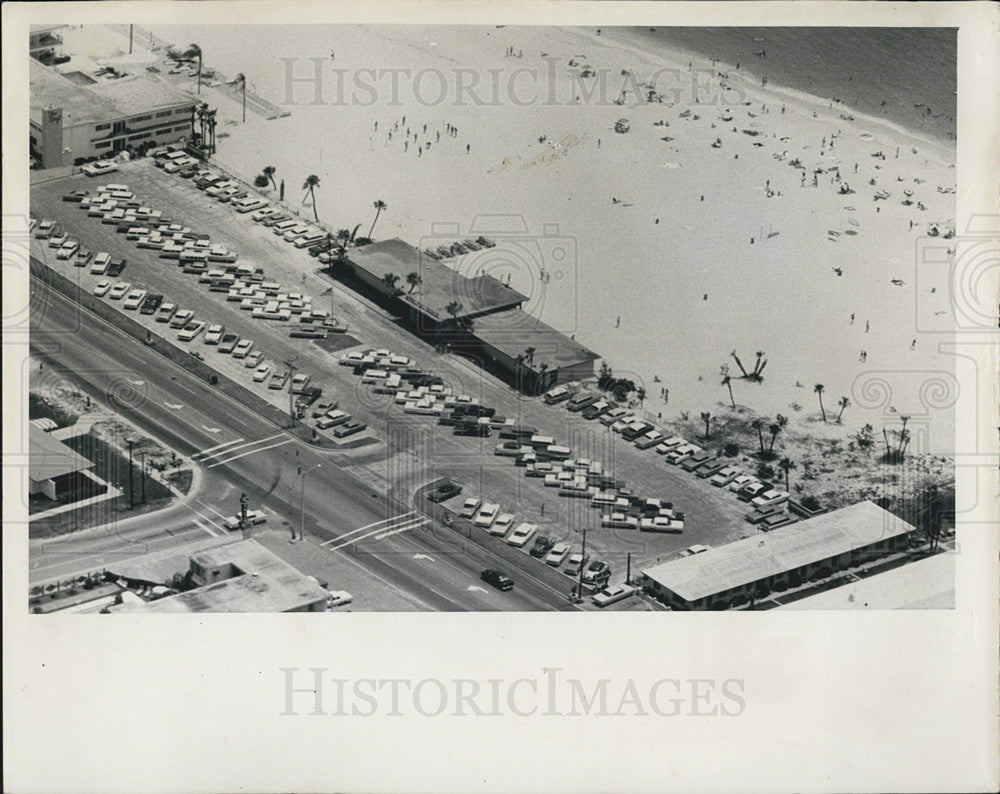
[
  {"left": 326, "top": 590, "right": 353, "bottom": 608},
  {"left": 169, "top": 309, "right": 194, "bottom": 328},
  {"left": 290, "top": 373, "right": 311, "bottom": 393},
  {"left": 252, "top": 364, "right": 271, "bottom": 382},
  {"left": 92, "top": 279, "right": 112, "bottom": 297},
  {"left": 544, "top": 542, "right": 571, "bottom": 566},
  {"left": 250, "top": 206, "right": 277, "bottom": 222},
  {"left": 244, "top": 350, "right": 264, "bottom": 368},
  {"left": 204, "top": 324, "right": 225, "bottom": 345},
  {"left": 751, "top": 489, "right": 790, "bottom": 509},
  {"left": 601, "top": 512, "right": 639, "bottom": 530},
  {"left": 222, "top": 509, "right": 266, "bottom": 530},
  {"left": 82, "top": 160, "right": 118, "bottom": 176},
  {"left": 108, "top": 281, "right": 131, "bottom": 300},
  {"left": 473, "top": 502, "right": 500, "bottom": 529},
  {"left": 490, "top": 513, "right": 515, "bottom": 536},
  {"left": 592, "top": 584, "right": 636, "bottom": 608},
  {"left": 232, "top": 339, "right": 254, "bottom": 358},
  {"left": 709, "top": 467, "right": 741, "bottom": 487},
  {"left": 177, "top": 320, "right": 205, "bottom": 341},
  {"left": 728, "top": 474, "right": 758, "bottom": 493},
  {"left": 506, "top": 522, "right": 537, "bottom": 548},
  {"left": 122, "top": 289, "right": 147, "bottom": 310}
]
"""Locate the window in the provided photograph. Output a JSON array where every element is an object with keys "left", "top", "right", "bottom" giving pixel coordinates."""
[
  {"left": 174, "top": 124, "right": 189, "bottom": 132},
  {"left": 96, "top": 141, "right": 111, "bottom": 148},
  {"left": 132, "top": 114, "right": 152, "bottom": 123},
  {"left": 95, "top": 123, "right": 111, "bottom": 131}
]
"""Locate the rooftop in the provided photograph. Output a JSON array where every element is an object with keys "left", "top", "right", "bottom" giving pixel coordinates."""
[
  {"left": 347, "top": 238, "right": 528, "bottom": 321},
  {"left": 471, "top": 307, "right": 599, "bottom": 371},
  {"left": 30, "top": 58, "right": 195, "bottom": 127},
  {"left": 109, "top": 540, "right": 330, "bottom": 613},
  {"left": 780, "top": 553, "right": 955, "bottom": 610},
  {"left": 641, "top": 501, "right": 916, "bottom": 603},
  {"left": 29, "top": 425, "right": 93, "bottom": 482}
]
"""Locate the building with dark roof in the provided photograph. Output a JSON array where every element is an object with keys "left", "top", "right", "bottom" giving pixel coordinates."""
[
  {"left": 640, "top": 501, "right": 916, "bottom": 610},
  {"left": 29, "top": 424, "right": 94, "bottom": 500}
]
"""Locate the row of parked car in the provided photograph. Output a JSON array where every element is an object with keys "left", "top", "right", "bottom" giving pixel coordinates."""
[{"left": 544, "top": 384, "right": 796, "bottom": 529}]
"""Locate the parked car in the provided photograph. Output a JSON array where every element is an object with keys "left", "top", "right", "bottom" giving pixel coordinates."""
[
  {"left": 529, "top": 535, "right": 556, "bottom": 558},
  {"left": 204, "top": 324, "right": 225, "bottom": 344},
  {"left": 458, "top": 497, "right": 482, "bottom": 519},
  {"left": 74, "top": 248, "right": 93, "bottom": 267},
  {"left": 738, "top": 481, "right": 771, "bottom": 502},
  {"left": 601, "top": 512, "right": 639, "bottom": 530},
  {"left": 506, "top": 522, "right": 537, "bottom": 548},
  {"left": 592, "top": 584, "right": 636, "bottom": 608},
  {"left": 333, "top": 420, "right": 366, "bottom": 438},
  {"left": 92, "top": 279, "right": 112, "bottom": 297},
  {"left": 122, "top": 289, "right": 147, "bottom": 310},
  {"left": 268, "top": 370, "right": 289, "bottom": 390},
  {"left": 232, "top": 339, "right": 254, "bottom": 358},
  {"left": 315, "top": 410, "right": 351, "bottom": 430},
  {"left": 218, "top": 333, "right": 240, "bottom": 354},
  {"left": 325, "top": 590, "right": 354, "bottom": 608},
  {"left": 253, "top": 364, "right": 272, "bottom": 382},
  {"left": 244, "top": 350, "right": 264, "bottom": 368},
  {"left": 56, "top": 238, "right": 80, "bottom": 259},
  {"left": 679, "top": 544, "right": 711, "bottom": 558},
  {"left": 544, "top": 542, "right": 571, "bottom": 566},
  {"left": 106, "top": 257, "right": 127, "bottom": 277},
  {"left": 491, "top": 513, "right": 515, "bottom": 536},
  {"left": 427, "top": 480, "right": 462, "bottom": 502},
  {"left": 582, "top": 560, "right": 612, "bottom": 586},
  {"left": 108, "top": 281, "right": 132, "bottom": 300},
  {"left": 564, "top": 553, "right": 589, "bottom": 577},
  {"left": 82, "top": 160, "right": 118, "bottom": 176},
  {"left": 290, "top": 373, "right": 311, "bottom": 393},
  {"left": 169, "top": 309, "right": 194, "bottom": 328},
  {"left": 177, "top": 320, "right": 205, "bottom": 341},
  {"left": 709, "top": 467, "right": 741, "bottom": 487},
  {"left": 473, "top": 502, "right": 501, "bottom": 528},
  {"left": 155, "top": 302, "right": 178, "bottom": 323},
  {"left": 480, "top": 569, "right": 514, "bottom": 592},
  {"left": 751, "top": 489, "right": 790, "bottom": 509},
  {"left": 728, "top": 474, "right": 757, "bottom": 492}
]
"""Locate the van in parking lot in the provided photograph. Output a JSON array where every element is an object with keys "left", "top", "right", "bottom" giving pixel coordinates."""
[
  {"left": 529, "top": 434, "right": 556, "bottom": 450},
  {"left": 293, "top": 232, "right": 326, "bottom": 249},
  {"left": 544, "top": 445, "right": 572, "bottom": 461},
  {"left": 543, "top": 385, "right": 570, "bottom": 404},
  {"left": 233, "top": 196, "right": 267, "bottom": 213},
  {"left": 272, "top": 220, "right": 299, "bottom": 236}
]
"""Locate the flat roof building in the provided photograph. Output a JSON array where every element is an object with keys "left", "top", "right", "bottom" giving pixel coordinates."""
[
  {"left": 640, "top": 501, "right": 916, "bottom": 610},
  {"left": 30, "top": 57, "right": 195, "bottom": 168},
  {"left": 29, "top": 424, "right": 94, "bottom": 500},
  {"left": 107, "top": 540, "right": 330, "bottom": 613}
]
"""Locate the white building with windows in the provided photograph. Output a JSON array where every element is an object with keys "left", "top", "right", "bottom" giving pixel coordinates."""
[{"left": 29, "top": 58, "right": 196, "bottom": 168}]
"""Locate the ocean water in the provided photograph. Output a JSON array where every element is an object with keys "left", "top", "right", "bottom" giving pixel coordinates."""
[{"left": 617, "top": 27, "right": 957, "bottom": 143}]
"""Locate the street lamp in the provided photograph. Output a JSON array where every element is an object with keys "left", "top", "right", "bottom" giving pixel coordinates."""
[
  {"left": 283, "top": 357, "right": 298, "bottom": 427},
  {"left": 297, "top": 463, "right": 322, "bottom": 541}
]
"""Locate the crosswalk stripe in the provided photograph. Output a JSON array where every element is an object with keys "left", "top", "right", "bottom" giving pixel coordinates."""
[
  {"left": 206, "top": 438, "right": 294, "bottom": 468},
  {"left": 319, "top": 511, "right": 416, "bottom": 547},
  {"left": 193, "top": 518, "right": 219, "bottom": 537},
  {"left": 195, "top": 432, "right": 287, "bottom": 462},
  {"left": 326, "top": 515, "right": 428, "bottom": 551},
  {"left": 191, "top": 437, "right": 246, "bottom": 460}
]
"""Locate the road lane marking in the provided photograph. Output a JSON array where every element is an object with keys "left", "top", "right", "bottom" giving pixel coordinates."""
[
  {"left": 202, "top": 426, "right": 222, "bottom": 434},
  {"left": 413, "top": 553, "right": 435, "bottom": 561},
  {"left": 191, "top": 437, "right": 247, "bottom": 460},
  {"left": 206, "top": 438, "right": 294, "bottom": 467},
  {"left": 319, "top": 511, "right": 416, "bottom": 546},
  {"left": 164, "top": 402, "right": 183, "bottom": 410},
  {"left": 193, "top": 518, "right": 219, "bottom": 537}
]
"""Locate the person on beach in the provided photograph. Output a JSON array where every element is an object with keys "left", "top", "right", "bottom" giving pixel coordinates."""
[
  {"left": 865, "top": 320, "right": 870, "bottom": 333},
  {"left": 850, "top": 313, "right": 855, "bottom": 325},
  {"left": 911, "top": 339, "right": 917, "bottom": 349},
  {"left": 615, "top": 316, "right": 621, "bottom": 328},
  {"left": 466, "top": 143, "right": 471, "bottom": 154}
]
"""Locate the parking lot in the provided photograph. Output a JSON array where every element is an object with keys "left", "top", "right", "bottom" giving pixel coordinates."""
[{"left": 31, "top": 158, "right": 762, "bottom": 582}]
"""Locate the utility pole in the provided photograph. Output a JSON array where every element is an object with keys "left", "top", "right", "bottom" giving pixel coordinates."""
[
  {"left": 283, "top": 357, "right": 298, "bottom": 427},
  {"left": 239, "top": 492, "right": 249, "bottom": 539},
  {"left": 139, "top": 452, "right": 146, "bottom": 504},
  {"left": 298, "top": 463, "right": 321, "bottom": 541},
  {"left": 626, "top": 552, "right": 631, "bottom": 585},
  {"left": 577, "top": 525, "right": 587, "bottom": 602},
  {"left": 127, "top": 439, "right": 135, "bottom": 509},
  {"left": 129, "top": 25, "right": 134, "bottom": 54}
]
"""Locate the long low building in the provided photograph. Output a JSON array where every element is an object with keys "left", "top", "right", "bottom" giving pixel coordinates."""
[
  {"left": 640, "top": 501, "right": 916, "bottom": 610},
  {"left": 29, "top": 424, "right": 95, "bottom": 500}
]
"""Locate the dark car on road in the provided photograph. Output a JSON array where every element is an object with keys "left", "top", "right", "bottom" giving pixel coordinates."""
[
  {"left": 106, "top": 257, "right": 127, "bottom": 277},
  {"left": 139, "top": 294, "right": 164, "bottom": 315},
  {"left": 481, "top": 569, "right": 514, "bottom": 592},
  {"left": 427, "top": 481, "right": 462, "bottom": 503},
  {"left": 529, "top": 535, "right": 555, "bottom": 558},
  {"left": 454, "top": 421, "right": 491, "bottom": 437}
]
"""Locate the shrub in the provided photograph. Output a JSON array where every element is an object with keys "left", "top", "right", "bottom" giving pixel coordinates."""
[
  {"left": 254, "top": 174, "right": 269, "bottom": 188},
  {"left": 800, "top": 495, "right": 821, "bottom": 511},
  {"left": 724, "top": 442, "right": 739, "bottom": 457}
]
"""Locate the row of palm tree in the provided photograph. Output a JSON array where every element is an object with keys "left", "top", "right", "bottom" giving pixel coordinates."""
[
  {"left": 813, "top": 384, "right": 851, "bottom": 424},
  {"left": 749, "top": 414, "right": 788, "bottom": 458}
]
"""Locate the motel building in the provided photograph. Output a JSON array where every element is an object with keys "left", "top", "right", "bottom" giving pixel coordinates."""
[
  {"left": 345, "top": 238, "right": 598, "bottom": 390},
  {"left": 30, "top": 57, "right": 196, "bottom": 168},
  {"left": 639, "top": 501, "right": 916, "bottom": 610}
]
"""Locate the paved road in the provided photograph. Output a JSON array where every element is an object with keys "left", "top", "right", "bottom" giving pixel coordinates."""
[{"left": 29, "top": 277, "right": 575, "bottom": 611}]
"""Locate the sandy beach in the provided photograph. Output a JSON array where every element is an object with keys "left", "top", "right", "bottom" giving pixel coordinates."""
[{"left": 65, "top": 23, "right": 957, "bottom": 453}]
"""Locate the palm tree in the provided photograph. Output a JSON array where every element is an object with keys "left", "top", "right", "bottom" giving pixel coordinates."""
[
  {"left": 185, "top": 44, "right": 203, "bottom": 94},
  {"left": 405, "top": 272, "right": 422, "bottom": 294},
  {"left": 538, "top": 362, "right": 549, "bottom": 389},
  {"left": 206, "top": 107, "right": 217, "bottom": 154},
  {"left": 700, "top": 411, "right": 712, "bottom": 440},
  {"left": 445, "top": 301, "right": 463, "bottom": 325},
  {"left": 302, "top": 175, "right": 320, "bottom": 221},
  {"left": 767, "top": 421, "right": 781, "bottom": 455},
  {"left": 263, "top": 165, "right": 277, "bottom": 190},
  {"left": 524, "top": 347, "right": 536, "bottom": 368},
  {"left": 730, "top": 350, "right": 749, "bottom": 378},
  {"left": 234, "top": 72, "right": 246, "bottom": 122},
  {"left": 381, "top": 273, "right": 400, "bottom": 295},
  {"left": 750, "top": 419, "right": 765, "bottom": 454},
  {"left": 896, "top": 415, "right": 910, "bottom": 458},
  {"left": 836, "top": 396, "right": 850, "bottom": 423},
  {"left": 636, "top": 387, "right": 646, "bottom": 407},
  {"left": 369, "top": 200, "right": 387, "bottom": 239},
  {"left": 814, "top": 384, "right": 826, "bottom": 422},
  {"left": 722, "top": 374, "right": 735, "bottom": 408},
  {"left": 778, "top": 457, "right": 796, "bottom": 491}
]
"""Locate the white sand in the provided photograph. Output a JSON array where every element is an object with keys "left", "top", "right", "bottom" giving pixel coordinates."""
[{"left": 77, "top": 24, "right": 958, "bottom": 452}]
